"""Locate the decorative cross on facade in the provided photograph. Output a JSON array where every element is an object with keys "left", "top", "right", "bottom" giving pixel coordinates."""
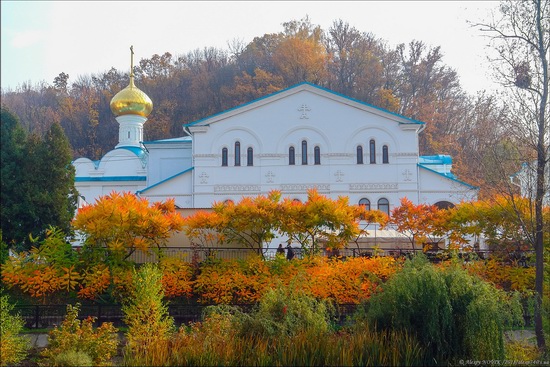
[
  {"left": 334, "top": 170, "right": 344, "bottom": 182},
  {"left": 298, "top": 104, "right": 311, "bottom": 119},
  {"left": 199, "top": 172, "right": 209, "bottom": 184},
  {"left": 402, "top": 169, "right": 412, "bottom": 182},
  {"left": 265, "top": 171, "right": 275, "bottom": 183}
]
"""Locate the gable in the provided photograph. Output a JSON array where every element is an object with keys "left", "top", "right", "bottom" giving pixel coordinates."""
[
  {"left": 185, "top": 82, "right": 424, "bottom": 129},
  {"left": 187, "top": 84, "right": 424, "bottom": 157},
  {"left": 418, "top": 165, "right": 478, "bottom": 202}
]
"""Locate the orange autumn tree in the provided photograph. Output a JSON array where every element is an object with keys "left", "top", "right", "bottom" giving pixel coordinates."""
[
  {"left": 422, "top": 205, "right": 474, "bottom": 252},
  {"left": 1, "top": 227, "right": 80, "bottom": 302},
  {"left": 182, "top": 210, "right": 223, "bottom": 248},
  {"left": 389, "top": 197, "right": 444, "bottom": 251},
  {"left": 278, "top": 189, "right": 366, "bottom": 255},
  {"left": 73, "top": 192, "right": 184, "bottom": 263},
  {"left": 303, "top": 256, "right": 401, "bottom": 304},
  {"left": 351, "top": 207, "right": 389, "bottom": 251},
  {"left": 210, "top": 191, "right": 282, "bottom": 257},
  {"left": 193, "top": 255, "right": 403, "bottom": 305},
  {"left": 451, "top": 195, "right": 544, "bottom": 255}
]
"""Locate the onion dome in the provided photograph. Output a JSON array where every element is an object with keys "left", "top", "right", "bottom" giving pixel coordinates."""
[
  {"left": 110, "top": 78, "right": 153, "bottom": 117},
  {"left": 109, "top": 46, "right": 153, "bottom": 117}
]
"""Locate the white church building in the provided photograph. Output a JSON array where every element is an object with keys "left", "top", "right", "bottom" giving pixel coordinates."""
[{"left": 74, "top": 75, "right": 478, "bottom": 218}]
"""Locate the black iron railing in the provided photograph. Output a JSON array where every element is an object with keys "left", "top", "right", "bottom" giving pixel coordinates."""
[
  {"left": 116, "top": 246, "right": 534, "bottom": 265},
  {"left": 15, "top": 303, "right": 357, "bottom": 329},
  {"left": 14, "top": 300, "right": 535, "bottom": 330}
]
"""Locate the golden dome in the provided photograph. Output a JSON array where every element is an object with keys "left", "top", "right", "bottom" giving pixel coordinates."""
[{"left": 110, "top": 78, "right": 153, "bottom": 117}]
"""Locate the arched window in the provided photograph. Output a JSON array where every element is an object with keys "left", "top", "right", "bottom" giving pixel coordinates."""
[
  {"left": 369, "top": 139, "right": 376, "bottom": 164},
  {"left": 302, "top": 140, "right": 308, "bottom": 165},
  {"left": 357, "top": 145, "right": 364, "bottom": 164},
  {"left": 247, "top": 147, "right": 253, "bottom": 166},
  {"left": 314, "top": 146, "right": 321, "bottom": 165},
  {"left": 359, "top": 198, "right": 371, "bottom": 211},
  {"left": 377, "top": 198, "right": 389, "bottom": 215},
  {"left": 221, "top": 147, "right": 228, "bottom": 167},
  {"left": 289, "top": 146, "right": 295, "bottom": 165},
  {"left": 382, "top": 145, "right": 389, "bottom": 164},
  {"left": 234, "top": 142, "right": 241, "bottom": 166}
]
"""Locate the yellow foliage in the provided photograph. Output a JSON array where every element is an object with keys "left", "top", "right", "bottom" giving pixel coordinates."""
[
  {"left": 73, "top": 191, "right": 184, "bottom": 256},
  {"left": 78, "top": 264, "right": 111, "bottom": 300},
  {"left": 456, "top": 259, "right": 535, "bottom": 293},
  {"left": 160, "top": 256, "right": 194, "bottom": 298},
  {"left": 194, "top": 255, "right": 402, "bottom": 305}
]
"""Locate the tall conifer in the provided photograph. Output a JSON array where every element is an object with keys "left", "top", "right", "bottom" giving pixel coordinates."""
[
  {"left": 1, "top": 109, "right": 77, "bottom": 249},
  {"left": 31, "top": 122, "right": 78, "bottom": 239},
  {"left": 0, "top": 108, "right": 29, "bottom": 247}
]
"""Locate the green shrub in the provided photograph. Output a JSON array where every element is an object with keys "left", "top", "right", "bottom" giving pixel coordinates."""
[
  {"left": 40, "top": 303, "right": 118, "bottom": 366},
  {"left": 0, "top": 293, "right": 29, "bottom": 366},
  {"left": 171, "top": 310, "right": 238, "bottom": 366},
  {"left": 168, "top": 282, "right": 426, "bottom": 366},
  {"left": 0, "top": 232, "right": 8, "bottom": 266},
  {"left": 365, "top": 255, "right": 454, "bottom": 361},
  {"left": 170, "top": 316, "right": 423, "bottom": 366},
  {"left": 364, "top": 255, "right": 521, "bottom": 364},
  {"left": 207, "top": 284, "right": 334, "bottom": 339},
  {"left": 505, "top": 339, "right": 541, "bottom": 361},
  {"left": 52, "top": 350, "right": 93, "bottom": 367},
  {"left": 122, "top": 263, "right": 175, "bottom": 366}
]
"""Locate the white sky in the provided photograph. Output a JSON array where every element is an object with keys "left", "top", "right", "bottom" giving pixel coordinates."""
[{"left": 1, "top": 1, "right": 500, "bottom": 95}]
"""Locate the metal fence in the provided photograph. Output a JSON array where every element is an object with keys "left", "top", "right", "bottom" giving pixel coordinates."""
[
  {"left": 15, "top": 303, "right": 358, "bottom": 329},
  {"left": 122, "top": 246, "right": 534, "bottom": 266},
  {"left": 126, "top": 247, "right": 262, "bottom": 263},
  {"left": 14, "top": 301, "right": 535, "bottom": 330}
]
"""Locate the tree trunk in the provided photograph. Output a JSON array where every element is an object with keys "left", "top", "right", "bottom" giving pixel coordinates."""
[{"left": 533, "top": 0, "right": 548, "bottom": 350}]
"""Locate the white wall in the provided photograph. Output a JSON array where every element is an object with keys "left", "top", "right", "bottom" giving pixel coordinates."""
[{"left": 190, "top": 86, "right": 427, "bottom": 209}]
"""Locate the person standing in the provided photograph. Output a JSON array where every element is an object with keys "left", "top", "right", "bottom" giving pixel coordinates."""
[
  {"left": 286, "top": 243, "right": 295, "bottom": 260},
  {"left": 276, "top": 243, "right": 285, "bottom": 258}
]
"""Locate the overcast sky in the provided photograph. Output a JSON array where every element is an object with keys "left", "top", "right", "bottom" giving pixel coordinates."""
[{"left": 1, "top": 1, "right": 501, "bottom": 95}]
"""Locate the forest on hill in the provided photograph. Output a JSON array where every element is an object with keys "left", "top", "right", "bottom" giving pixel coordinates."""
[{"left": 0, "top": 18, "right": 522, "bottom": 195}]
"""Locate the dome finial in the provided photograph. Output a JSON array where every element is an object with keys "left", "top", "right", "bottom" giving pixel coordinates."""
[
  {"left": 130, "top": 45, "right": 135, "bottom": 86},
  {"left": 109, "top": 46, "right": 153, "bottom": 117}
]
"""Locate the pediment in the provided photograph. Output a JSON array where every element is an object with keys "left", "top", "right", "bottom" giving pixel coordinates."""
[{"left": 184, "top": 82, "right": 424, "bottom": 129}]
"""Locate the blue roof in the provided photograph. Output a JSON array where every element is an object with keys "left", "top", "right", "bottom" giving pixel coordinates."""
[
  {"left": 75, "top": 176, "right": 146, "bottom": 182},
  {"left": 117, "top": 146, "right": 147, "bottom": 158},
  {"left": 419, "top": 155, "right": 453, "bottom": 165},
  {"left": 143, "top": 136, "right": 193, "bottom": 144},
  {"left": 184, "top": 82, "right": 426, "bottom": 127},
  {"left": 137, "top": 167, "right": 194, "bottom": 194}
]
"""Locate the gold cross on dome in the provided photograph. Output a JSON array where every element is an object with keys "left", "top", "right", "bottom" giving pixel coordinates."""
[{"left": 130, "top": 45, "right": 134, "bottom": 77}]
